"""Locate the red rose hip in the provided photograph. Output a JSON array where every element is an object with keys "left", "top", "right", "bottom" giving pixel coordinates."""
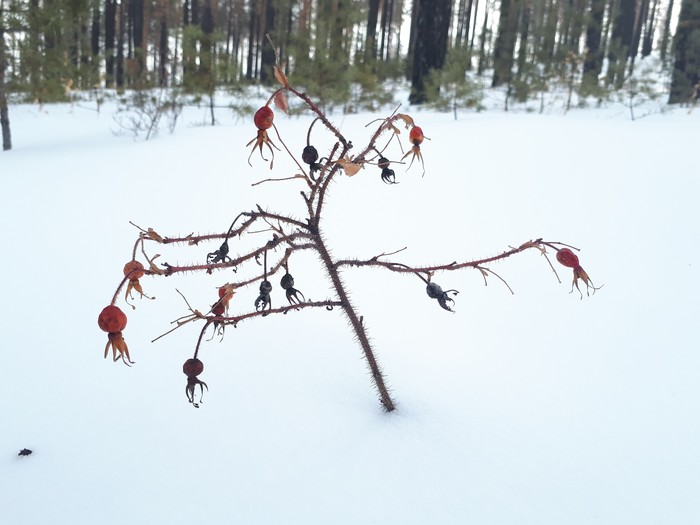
[
  {"left": 254, "top": 106, "right": 274, "bottom": 130},
  {"left": 409, "top": 126, "right": 424, "bottom": 146},
  {"left": 123, "top": 260, "right": 145, "bottom": 280},
  {"left": 183, "top": 358, "right": 204, "bottom": 377},
  {"left": 98, "top": 305, "right": 127, "bottom": 333},
  {"left": 556, "top": 248, "right": 580, "bottom": 268}
]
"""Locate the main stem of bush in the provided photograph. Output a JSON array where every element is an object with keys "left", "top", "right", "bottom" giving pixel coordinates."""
[{"left": 313, "top": 229, "right": 395, "bottom": 412}]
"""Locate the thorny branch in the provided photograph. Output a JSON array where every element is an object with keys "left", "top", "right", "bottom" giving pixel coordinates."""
[{"left": 334, "top": 238, "right": 553, "bottom": 276}]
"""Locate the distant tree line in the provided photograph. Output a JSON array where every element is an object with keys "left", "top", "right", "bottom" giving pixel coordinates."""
[{"left": 1, "top": 0, "right": 699, "bottom": 148}]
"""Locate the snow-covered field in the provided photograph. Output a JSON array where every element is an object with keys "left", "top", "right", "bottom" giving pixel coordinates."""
[{"left": 1, "top": 94, "right": 699, "bottom": 524}]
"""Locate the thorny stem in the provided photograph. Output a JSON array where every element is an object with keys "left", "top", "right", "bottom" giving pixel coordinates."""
[
  {"left": 334, "top": 239, "right": 552, "bottom": 275},
  {"left": 193, "top": 320, "right": 213, "bottom": 359},
  {"left": 110, "top": 274, "right": 131, "bottom": 306},
  {"left": 216, "top": 300, "right": 342, "bottom": 326},
  {"left": 155, "top": 300, "right": 343, "bottom": 344},
  {"left": 313, "top": 162, "right": 345, "bottom": 223},
  {"left": 161, "top": 232, "right": 315, "bottom": 275},
  {"left": 313, "top": 230, "right": 396, "bottom": 412},
  {"left": 286, "top": 85, "right": 349, "bottom": 152},
  {"left": 110, "top": 265, "right": 150, "bottom": 306},
  {"left": 310, "top": 142, "right": 340, "bottom": 223},
  {"left": 131, "top": 236, "right": 141, "bottom": 260}
]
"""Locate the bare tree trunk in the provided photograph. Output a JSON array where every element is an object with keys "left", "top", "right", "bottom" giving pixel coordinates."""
[
  {"left": 659, "top": 0, "right": 675, "bottom": 62},
  {"left": 260, "top": 0, "right": 277, "bottom": 83},
  {"left": 158, "top": 15, "right": 168, "bottom": 86},
  {"left": 1, "top": 0, "right": 12, "bottom": 151},
  {"left": 105, "top": 0, "right": 116, "bottom": 86},
  {"left": 116, "top": 0, "right": 126, "bottom": 87},
  {"left": 477, "top": 4, "right": 489, "bottom": 75},
  {"left": 491, "top": 0, "right": 520, "bottom": 87},
  {"left": 408, "top": 0, "right": 453, "bottom": 103},
  {"left": 641, "top": 0, "right": 659, "bottom": 57},
  {"left": 364, "top": 0, "right": 379, "bottom": 63},
  {"left": 582, "top": 0, "right": 606, "bottom": 87},
  {"left": 607, "top": 0, "right": 636, "bottom": 87},
  {"left": 669, "top": 0, "right": 700, "bottom": 103}
]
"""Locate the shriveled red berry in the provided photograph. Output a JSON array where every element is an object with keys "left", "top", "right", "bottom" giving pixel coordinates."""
[
  {"left": 183, "top": 358, "right": 204, "bottom": 378},
  {"left": 409, "top": 126, "right": 424, "bottom": 146},
  {"left": 556, "top": 248, "right": 580, "bottom": 268},
  {"left": 212, "top": 302, "right": 225, "bottom": 316},
  {"left": 254, "top": 106, "right": 274, "bottom": 130},
  {"left": 98, "top": 305, "right": 127, "bottom": 333},
  {"left": 123, "top": 260, "right": 145, "bottom": 280}
]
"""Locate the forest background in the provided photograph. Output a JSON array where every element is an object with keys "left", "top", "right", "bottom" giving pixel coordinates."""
[{"left": 1, "top": 0, "right": 699, "bottom": 152}]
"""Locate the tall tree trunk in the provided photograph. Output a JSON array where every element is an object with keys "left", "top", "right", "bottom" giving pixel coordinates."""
[
  {"left": 607, "top": 0, "right": 636, "bottom": 87},
  {"left": 582, "top": 0, "right": 606, "bottom": 87},
  {"left": 191, "top": 0, "right": 200, "bottom": 25},
  {"left": 408, "top": 0, "right": 452, "bottom": 104},
  {"left": 516, "top": 2, "right": 531, "bottom": 77},
  {"left": 537, "top": 0, "right": 557, "bottom": 71},
  {"left": 260, "top": 0, "right": 277, "bottom": 83},
  {"left": 628, "top": 0, "right": 650, "bottom": 67},
  {"left": 158, "top": 15, "right": 168, "bottom": 86},
  {"left": 365, "top": 0, "right": 380, "bottom": 63},
  {"left": 0, "top": 0, "right": 12, "bottom": 151},
  {"left": 380, "top": 0, "right": 395, "bottom": 61},
  {"left": 477, "top": 3, "right": 489, "bottom": 75},
  {"left": 641, "top": 0, "right": 659, "bottom": 57},
  {"left": 129, "top": 0, "right": 145, "bottom": 84},
  {"left": 669, "top": 0, "right": 700, "bottom": 103},
  {"left": 469, "top": 0, "right": 480, "bottom": 53},
  {"left": 659, "top": 0, "right": 675, "bottom": 62},
  {"left": 116, "top": 0, "right": 126, "bottom": 87},
  {"left": 455, "top": 0, "right": 475, "bottom": 48},
  {"left": 491, "top": 0, "right": 520, "bottom": 87},
  {"left": 199, "top": 0, "right": 214, "bottom": 83},
  {"left": 105, "top": 0, "right": 116, "bottom": 86},
  {"left": 246, "top": 1, "right": 259, "bottom": 79},
  {"left": 91, "top": 0, "right": 100, "bottom": 58}
]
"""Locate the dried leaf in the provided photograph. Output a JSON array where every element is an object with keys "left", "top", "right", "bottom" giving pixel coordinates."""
[
  {"left": 273, "top": 90, "right": 289, "bottom": 114},
  {"left": 274, "top": 65, "right": 290, "bottom": 88},
  {"left": 146, "top": 228, "right": 164, "bottom": 243},
  {"left": 396, "top": 113, "right": 415, "bottom": 128},
  {"left": 337, "top": 158, "right": 363, "bottom": 177},
  {"left": 148, "top": 254, "right": 166, "bottom": 275}
]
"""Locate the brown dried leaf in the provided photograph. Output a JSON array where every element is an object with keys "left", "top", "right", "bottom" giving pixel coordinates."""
[
  {"left": 396, "top": 113, "right": 415, "bottom": 128},
  {"left": 147, "top": 254, "right": 166, "bottom": 275},
  {"left": 337, "top": 158, "right": 363, "bottom": 177},
  {"left": 273, "top": 90, "right": 289, "bottom": 114},
  {"left": 517, "top": 240, "right": 546, "bottom": 254},
  {"left": 146, "top": 228, "right": 164, "bottom": 243},
  {"left": 274, "top": 65, "right": 290, "bottom": 88}
]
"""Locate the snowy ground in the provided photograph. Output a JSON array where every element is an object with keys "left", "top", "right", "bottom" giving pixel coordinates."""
[{"left": 1, "top": 94, "right": 699, "bottom": 524}]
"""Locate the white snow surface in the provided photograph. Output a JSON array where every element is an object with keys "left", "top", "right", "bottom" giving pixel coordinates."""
[{"left": 1, "top": 97, "right": 699, "bottom": 524}]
